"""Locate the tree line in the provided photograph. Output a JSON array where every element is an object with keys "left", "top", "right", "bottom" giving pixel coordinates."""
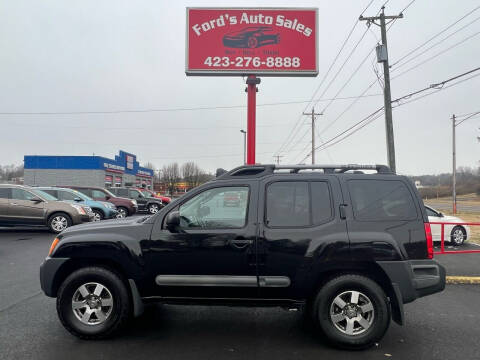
[
  {"left": 143, "top": 161, "right": 214, "bottom": 195},
  {"left": 409, "top": 166, "right": 480, "bottom": 198},
  {"left": 0, "top": 164, "right": 24, "bottom": 182}
]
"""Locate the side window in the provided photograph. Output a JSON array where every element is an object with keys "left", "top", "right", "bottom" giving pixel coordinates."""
[
  {"left": 117, "top": 189, "right": 129, "bottom": 197},
  {"left": 266, "top": 182, "right": 309, "bottom": 227},
  {"left": 178, "top": 186, "right": 249, "bottom": 229},
  {"left": 311, "top": 182, "right": 333, "bottom": 224},
  {"left": 42, "top": 190, "right": 58, "bottom": 199},
  {"left": 425, "top": 207, "right": 437, "bottom": 217},
  {"left": 58, "top": 191, "right": 79, "bottom": 201},
  {"left": 129, "top": 190, "right": 141, "bottom": 199},
  {"left": 11, "top": 189, "right": 37, "bottom": 201},
  {"left": 0, "top": 188, "right": 10, "bottom": 199},
  {"left": 349, "top": 180, "right": 417, "bottom": 221},
  {"left": 91, "top": 190, "right": 107, "bottom": 200}
]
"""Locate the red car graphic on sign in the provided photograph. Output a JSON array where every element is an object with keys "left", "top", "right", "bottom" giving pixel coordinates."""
[{"left": 222, "top": 26, "right": 280, "bottom": 48}]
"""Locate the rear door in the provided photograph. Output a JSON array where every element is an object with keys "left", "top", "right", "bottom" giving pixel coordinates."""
[
  {"left": 257, "top": 175, "right": 349, "bottom": 299},
  {"left": 8, "top": 188, "right": 45, "bottom": 224}
]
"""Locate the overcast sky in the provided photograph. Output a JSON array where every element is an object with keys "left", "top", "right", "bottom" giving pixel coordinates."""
[{"left": 0, "top": 0, "right": 479, "bottom": 175}]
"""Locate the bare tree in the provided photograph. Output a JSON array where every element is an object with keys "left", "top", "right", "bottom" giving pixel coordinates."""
[
  {"left": 142, "top": 162, "right": 155, "bottom": 170},
  {"left": 161, "top": 163, "right": 180, "bottom": 195},
  {"left": 181, "top": 162, "right": 214, "bottom": 189}
]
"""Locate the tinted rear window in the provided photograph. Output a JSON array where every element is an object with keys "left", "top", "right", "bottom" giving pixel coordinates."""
[
  {"left": 0, "top": 188, "right": 9, "bottom": 199},
  {"left": 349, "top": 179, "right": 417, "bottom": 221}
]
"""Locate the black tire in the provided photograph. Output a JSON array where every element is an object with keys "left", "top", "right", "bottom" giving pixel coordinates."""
[
  {"left": 92, "top": 209, "right": 104, "bottom": 221},
  {"left": 450, "top": 226, "right": 466, "bottom": 246},
  {"left": 148, "top": 203, "right": 160, "bottom": 214},
  {"left": 116, "top": 207, "right": 128, "bottom": 218},
  {"left": 312, "top": 274, "right": 391, "bottom": 350},
  {"left": 47, "top": 212, "right": 72, "bottom": 234},
  {"left": 56, "top": 266, "right": 131, "bottom": 339}
]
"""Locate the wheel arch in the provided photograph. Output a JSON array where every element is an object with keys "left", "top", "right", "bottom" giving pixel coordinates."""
[
  {"left": 50, "top": 257, "right": 143, "bottom": 316},
  {"left": 307, "top": 261, "right": 403, "bottom": 325}
]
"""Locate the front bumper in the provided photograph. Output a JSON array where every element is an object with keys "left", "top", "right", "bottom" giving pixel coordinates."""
[
  {"left": 378, "top": 259, "right": 446, "bottom": 304},
  {"left": 105, "top": 208, "right": 119, "bottom": 219},
  {"left": 39, "top": 257, "right": 69, "bottom": 297}
]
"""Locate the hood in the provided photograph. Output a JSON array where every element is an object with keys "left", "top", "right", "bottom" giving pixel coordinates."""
[{"left": 60, "top": 215, "right": 151, "bottom": 235}]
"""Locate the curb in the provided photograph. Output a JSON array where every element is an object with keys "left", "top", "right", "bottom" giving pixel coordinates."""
[{"left": 446, "top": 276, "right": 480, "bottom": 284}]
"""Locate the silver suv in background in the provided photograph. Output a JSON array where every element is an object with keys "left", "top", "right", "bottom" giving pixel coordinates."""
[{"left": 0, "top": 184, "right": 94, "bottom": 233}]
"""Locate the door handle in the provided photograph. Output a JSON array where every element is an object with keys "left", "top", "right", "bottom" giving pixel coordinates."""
[
  {"left": 230, "top": 238, "right": 253, "bottom": 249},
  {"left": 11, "top": 203, "right": 18, "bottom": 206},
  {"left": 339, "top": 204, "right": 347, "bottom": 220}
]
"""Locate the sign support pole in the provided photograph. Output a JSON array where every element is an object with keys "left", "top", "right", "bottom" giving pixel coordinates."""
[{"left": 246, "top": 75, "right": 260, "bottom": 165}]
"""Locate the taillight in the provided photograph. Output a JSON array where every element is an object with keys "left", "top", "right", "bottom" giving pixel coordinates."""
[{"left": 424, "top": 223, "right": 433, "bottom": 259}]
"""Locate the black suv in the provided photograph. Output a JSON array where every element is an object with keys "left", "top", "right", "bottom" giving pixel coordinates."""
[
  {"left": 108, "top": 187, "right": 164, "bottom": 214},
  {"left": 40, "top": 164, "right": 445, "bottom": 349}
]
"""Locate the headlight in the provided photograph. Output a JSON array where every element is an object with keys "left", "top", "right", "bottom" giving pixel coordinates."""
[
  {"left": 131, "top": 200, "right": 137, "bottom": 205},
  {"left": 70, "top": 204, "right": 86, "bottom": 215}
]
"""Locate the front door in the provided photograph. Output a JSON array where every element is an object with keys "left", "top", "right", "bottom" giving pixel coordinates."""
[
  {"left": 8, "top": 188, "right": 45, "bottom": 225},
  {"left": 257, "top": 176, "right": 349, "bottom": 299},
  {"left": 129, "top": 189, "right": 146, "bottom": 211},
  {"left": 146, "top": 183, "right": 258, "bottom": 299},
  {"left": 0, "top": 188, "right": 10, "bottom": 224}
]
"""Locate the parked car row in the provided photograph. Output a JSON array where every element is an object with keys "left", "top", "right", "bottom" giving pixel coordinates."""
[{"left": 0, "top": 183, "right": 170, "bottom": 233}]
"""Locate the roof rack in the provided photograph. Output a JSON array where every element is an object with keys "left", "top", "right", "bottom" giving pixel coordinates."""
[{"left": 217, "top": 164, "right": 393, "bottom": 178}]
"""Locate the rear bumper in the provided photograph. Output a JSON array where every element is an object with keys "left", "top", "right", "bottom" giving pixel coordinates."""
[{"left": 377, "top": 259, "right": 446, "bottom": 304}]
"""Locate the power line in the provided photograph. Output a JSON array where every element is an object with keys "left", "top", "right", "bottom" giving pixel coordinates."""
[
  {"left": 456, "top": 111, "right": 480, "bottom": 126},
  {"left": 273, "top": 0, "right": 376, "bottom": 157},
  {"left": 390, "top": 4, "right": 480, "bottom": 67},
  {"left": 391, "top": 30, "right": 480, "bottom": 81},
  {"left": 297, "top": 66, "right": 480, "bottom": 159},
  {"left": 0, "top": 94, "right": 383, "bottom": 116},
  {"left": 392, "top": 15, "right": 480, "bottom": 72}
]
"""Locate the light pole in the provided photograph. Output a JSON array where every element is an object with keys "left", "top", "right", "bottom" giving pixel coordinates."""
[{"left": 240, "top": 130, "right": 247, "bottom": 165}]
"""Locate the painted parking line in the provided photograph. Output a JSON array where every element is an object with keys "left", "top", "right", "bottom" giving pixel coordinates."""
[{"left": 446, "top": 276, "right": 480, "bottom": 284}]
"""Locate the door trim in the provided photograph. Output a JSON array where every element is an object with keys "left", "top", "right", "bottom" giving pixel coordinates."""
[
  {"left": 155, "top": 275, "right": 257, "bottom": 287},
  {"left": 155, "top": 275, "right": 291, "bottom": 287}
]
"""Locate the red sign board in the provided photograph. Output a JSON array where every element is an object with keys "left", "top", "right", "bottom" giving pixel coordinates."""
[{"left": 186, "top": 8, "right": 318, "bottom": 76}]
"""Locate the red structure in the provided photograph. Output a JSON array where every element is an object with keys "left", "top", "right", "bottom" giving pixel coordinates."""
[{"left": 246, "top": 75, "right": 260, "bottom": 164}]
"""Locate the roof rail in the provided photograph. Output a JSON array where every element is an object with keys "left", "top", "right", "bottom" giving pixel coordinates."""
[{"left": 217, "top": 164, "right": 393, "bottom": 178}]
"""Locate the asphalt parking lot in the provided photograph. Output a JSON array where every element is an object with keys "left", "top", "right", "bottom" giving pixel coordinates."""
[{"left": 1, "top": 228, "right": 480, "bottom": 360}]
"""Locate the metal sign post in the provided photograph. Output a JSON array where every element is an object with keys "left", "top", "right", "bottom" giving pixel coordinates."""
[{"left": 246, "top": 75, "right": 260, "bottom": 164}]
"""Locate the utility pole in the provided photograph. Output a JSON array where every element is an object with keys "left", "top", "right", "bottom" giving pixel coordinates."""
[
  {"left": 273, "top": 155, "right": 284, "bottom": 165},
  {"left": 240, "top": 129, "right": 247, "bottom": 165},
  {"left": 452, "top": 114, "right": 457, "bottom": 214},
  {"left": 303, "top": 107, "right": 322, "bottom": 164},
  {"left": 360, "top": 7, "right": 403, "bottom": 173}
]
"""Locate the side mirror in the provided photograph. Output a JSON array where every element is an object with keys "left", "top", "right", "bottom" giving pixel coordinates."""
[
  {"left": 74, "top": 197, "right": 83, "bottom": 202},
  {"left": 438, "top": 212, "right": 444, "bottom": 218},
  {"left": 105, "top": 195, "right": 111, "bottom": 200},
  {"left": 30, "top": 197, "right": 43, "bottom": 203},
  {"left": 166, "top": 211, "right": 180, "bottom": 231}
]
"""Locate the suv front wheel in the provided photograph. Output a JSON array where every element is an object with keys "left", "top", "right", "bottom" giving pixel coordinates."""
[
  {"left": 48, "top": 213, "right": 72, "bottom": 233},
  {"left": 56, "top": 266, "right": 131, "bottom": 339},
  {"left": 312, "top": 274, "right": 390, "bottom": 350}
]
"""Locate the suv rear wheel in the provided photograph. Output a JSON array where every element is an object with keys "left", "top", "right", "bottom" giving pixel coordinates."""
[
  {"left": 56, "top": 266, "right": 130, "bottom": 339},
  {"left": 312, "top": 274, "right": 390, "bottom": 350},
  {"left": 450, "top": 226, "right": 466, "bottom": 246},
  {"left": 48, "top": 213, "right": 72, "bottom": 233}
]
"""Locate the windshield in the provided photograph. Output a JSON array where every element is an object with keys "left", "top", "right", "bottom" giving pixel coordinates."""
[
  {"left": 31, "top": 189, "right": 58, "bottom": 201},
  {"left": 69, "top": 189, "right": 92, "bottom": 201},
  {"left": 103, "top": 188, "right": 115, "bottom": 197}
]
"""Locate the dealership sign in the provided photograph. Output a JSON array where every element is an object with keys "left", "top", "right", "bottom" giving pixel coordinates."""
[{"left": 186, "top": 8, "right": 318, "bottom": 76}]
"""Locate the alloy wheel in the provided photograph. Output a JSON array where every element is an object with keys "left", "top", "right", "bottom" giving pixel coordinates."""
[
  {"left": 51, "top": 216, "right": 68, "bottom": 232},
  {"left": 149, "top": 204, "right": 159, "bottom": 214},
  {"left": 116, "top": 208, "right": 127, "bottom": 218},
  {"left": 329, "top": 290, "right": 375, "bottom": 336},
  {"left": 72, "top": 282, "right": 114, "bottom": 326},
  {"left": 93, "top": 212, "right": 102, "bottom": 222},
  {"left": 451, "top": 228, "right": 465, "bottom": 245}
]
